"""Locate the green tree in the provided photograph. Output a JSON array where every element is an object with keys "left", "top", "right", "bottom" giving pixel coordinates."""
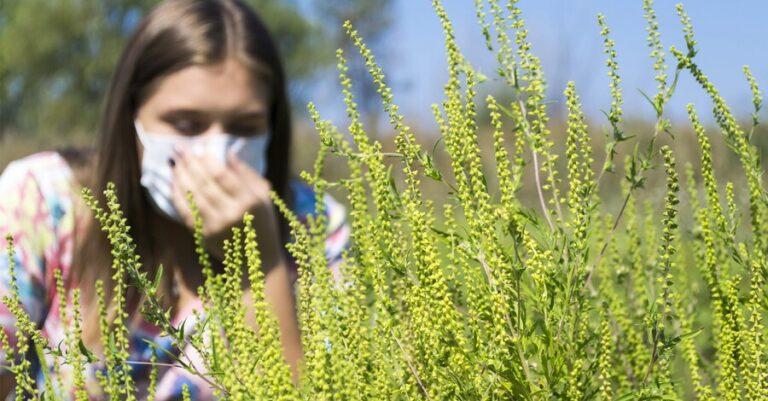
[{"left": 0, "top": 0, "right": 329, "bottom": 139}]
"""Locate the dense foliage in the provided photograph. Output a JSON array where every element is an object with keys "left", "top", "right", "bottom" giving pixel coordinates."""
[{"left": 2, "top": 0, "right": 767, "bottom": 400}]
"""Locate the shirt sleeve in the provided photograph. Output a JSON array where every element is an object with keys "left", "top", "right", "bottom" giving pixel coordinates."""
[{"left": 0, "top": 158, "right": 59, "bottom": 358}]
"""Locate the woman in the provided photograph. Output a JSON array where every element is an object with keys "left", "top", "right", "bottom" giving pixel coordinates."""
[{"left": 0, "top": 0, "right": 350, "bottom": 399}]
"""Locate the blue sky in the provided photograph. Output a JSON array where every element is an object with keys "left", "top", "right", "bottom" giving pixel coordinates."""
[{"left": 310, "top": 1, "right": 768, "bottom": 130}]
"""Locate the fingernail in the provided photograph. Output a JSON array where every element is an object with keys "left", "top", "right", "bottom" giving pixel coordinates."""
[{"left": 168, "top": 157, "right": 176, "bottom": 167}]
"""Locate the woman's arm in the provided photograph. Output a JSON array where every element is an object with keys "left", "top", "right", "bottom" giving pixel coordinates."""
[
  {"left": 0, "top": 154, "right": 71, "bottom": 398},
  {"left": 261, "top": 258, "right": 302, "bottom": 381},
  {"left": 0, "top": 371, "right": 14, "bottom": 399},
  {"left": 250, "top": 204, "right": 303, "bottom": 381}
]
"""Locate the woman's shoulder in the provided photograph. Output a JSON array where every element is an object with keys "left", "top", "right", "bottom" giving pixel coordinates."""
[
  {"left": 2, "top": 149, "right": 70, "bottom": 175},
  {"left": 0, "top": 151, "right": 79, "bottom": 230},
  {"left": 1, "top": 150, "right": 75, "bottom": 186},
  {"left": 0, "top": 151, "right": 72, "bottom": 195}
]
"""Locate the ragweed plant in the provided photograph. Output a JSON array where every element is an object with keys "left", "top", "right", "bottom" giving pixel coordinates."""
[{"left": 1, "top": 1, "right": 766, "bottom": 400}]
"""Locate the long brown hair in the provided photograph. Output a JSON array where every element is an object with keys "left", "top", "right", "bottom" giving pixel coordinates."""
[{"left": 70, "top": 0, "right": 293, "bottom": 345}]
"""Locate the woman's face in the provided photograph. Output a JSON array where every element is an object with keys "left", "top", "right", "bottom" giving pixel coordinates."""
[{"left": 134, "top": 57, "right": 270, "bottom": 157}]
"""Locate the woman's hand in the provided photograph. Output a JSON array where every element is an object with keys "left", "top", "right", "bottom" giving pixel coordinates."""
[
  {"left": 170, "top": 147, "right": 284, "bottom": 268},
  {"left": 170, "top": 147, "right": 303, "bottom": 381}
]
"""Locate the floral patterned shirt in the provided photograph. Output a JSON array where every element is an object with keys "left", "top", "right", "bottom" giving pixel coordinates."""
[{"left": 0, "top": 151, "right": 351, "bottom": 400}]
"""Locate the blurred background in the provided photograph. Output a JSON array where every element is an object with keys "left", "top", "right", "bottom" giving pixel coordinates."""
[{"left": 1, "top": 0, "right": 766, "bottom": 214}]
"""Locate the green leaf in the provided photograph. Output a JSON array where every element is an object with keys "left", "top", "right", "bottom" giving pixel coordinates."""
[
  {"left": 153, "top": 264, "right": 164, "bottom": 290},
  {"left": 78, "top": 339, "right": 98, "bottom": 364}
]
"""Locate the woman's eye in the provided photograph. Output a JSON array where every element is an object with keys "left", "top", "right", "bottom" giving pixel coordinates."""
[
  {"left": 229, "top": 125, "right": 266, "bottom": 136},
  {"left": 173, "top": 119, "right": 205, "bottom": 134}
]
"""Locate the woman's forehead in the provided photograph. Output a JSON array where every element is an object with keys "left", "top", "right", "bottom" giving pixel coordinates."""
[{"left": 141, "top": 58, "right": 270, "bottom": 116}]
